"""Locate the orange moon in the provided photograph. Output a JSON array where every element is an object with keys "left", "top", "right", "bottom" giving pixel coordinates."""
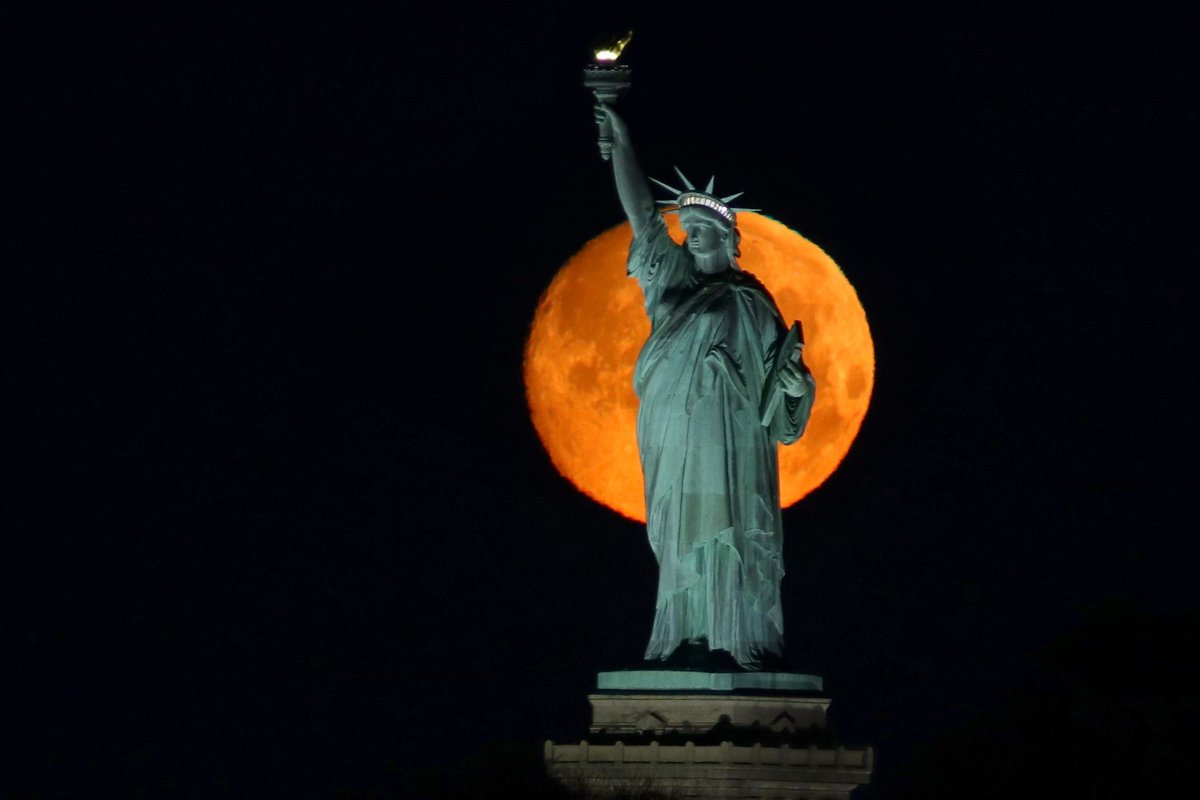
[{"left": 524, "top": 213, "right": 873, "bottom": 523}]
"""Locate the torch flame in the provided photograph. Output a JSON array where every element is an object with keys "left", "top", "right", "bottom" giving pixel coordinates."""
[{"left": 593, "top": 31, "right": 632, "bottom": 62}]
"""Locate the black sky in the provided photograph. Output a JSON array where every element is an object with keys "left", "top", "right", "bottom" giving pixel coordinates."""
[{"left": 8, "top": 2, "right": 1199, "bottom": 797}]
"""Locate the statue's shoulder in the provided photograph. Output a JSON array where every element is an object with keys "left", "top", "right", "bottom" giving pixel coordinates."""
[
  {"left": 730, "top": 269, "right": 768, "bottom": 293},
  {"left": 727, "top": 269, "right": 784, "bottom": 320},
  {"left": 728, "top": 269, "right": 776, "bottom": 303}
]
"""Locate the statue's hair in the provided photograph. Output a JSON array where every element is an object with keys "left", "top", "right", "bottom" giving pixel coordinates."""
[{"left": 725, "top": 224, "right": 742, "bottom": 268}]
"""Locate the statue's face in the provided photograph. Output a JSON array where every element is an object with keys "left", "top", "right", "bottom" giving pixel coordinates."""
[{"left": 681, "top": 211, "right": 727, "bottom": 262}]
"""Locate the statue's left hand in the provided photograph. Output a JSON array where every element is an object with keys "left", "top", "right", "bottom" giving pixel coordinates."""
[{"left": 778, "top": 346, "right": 811, "bottom": 398}]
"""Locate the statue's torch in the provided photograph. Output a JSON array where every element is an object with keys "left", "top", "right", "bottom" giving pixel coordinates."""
[{"left": 583, "top": 32, "right": 633, "bottom": 161}]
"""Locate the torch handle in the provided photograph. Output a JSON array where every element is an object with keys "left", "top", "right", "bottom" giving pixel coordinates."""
[
  {"left": 584, "top": 68, "right": 630, "bottom": 162},
  {"left": 596, "top": 115, "right": 614, "bottom": 161}
]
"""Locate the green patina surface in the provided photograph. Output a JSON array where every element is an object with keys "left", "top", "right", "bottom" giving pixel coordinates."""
[
  {"left": 593, "top": 101, "right": 816, "bottom": 670},
  {"left": 597, "top": 670, "right": 823, "bottom": 692}
]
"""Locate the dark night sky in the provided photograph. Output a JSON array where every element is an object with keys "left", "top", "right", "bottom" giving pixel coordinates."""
[{"left": 8, "top": 2, "right": 1199, "bottom": 797}]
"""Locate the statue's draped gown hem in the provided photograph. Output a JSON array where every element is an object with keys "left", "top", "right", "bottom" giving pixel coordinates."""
[{"left": 628, "top": 215, "right": 815, "bottom": 669}]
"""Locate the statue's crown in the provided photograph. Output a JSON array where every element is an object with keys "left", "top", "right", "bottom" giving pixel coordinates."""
[{"left": 650, "top": 167, "right": 759, "bottom": 223}]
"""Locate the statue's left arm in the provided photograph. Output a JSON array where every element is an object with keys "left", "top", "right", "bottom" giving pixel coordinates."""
[{"left": 764, "top": 323, "right": 816, "bottom": 445}]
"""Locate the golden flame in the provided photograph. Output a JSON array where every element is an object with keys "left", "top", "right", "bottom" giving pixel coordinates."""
[{"left": 593, "top": 31, "right": 632, "bottom": 62}]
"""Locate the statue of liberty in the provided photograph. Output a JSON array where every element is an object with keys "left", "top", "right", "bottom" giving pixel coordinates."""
[{"left": 594, "top": 103, "right": 816, "bottom": 670}]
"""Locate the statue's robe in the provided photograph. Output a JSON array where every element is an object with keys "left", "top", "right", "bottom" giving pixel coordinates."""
[{"left": 629, "top": 215, "right": 815, "bottom": 668}]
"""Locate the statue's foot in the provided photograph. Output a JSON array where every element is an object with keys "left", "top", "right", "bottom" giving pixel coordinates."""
[
  {"left": 647, "top": 640, "right": 743, "bottom": 672},
  {"left": 754, "top": 648, "right": 789, "bottom": 672}
]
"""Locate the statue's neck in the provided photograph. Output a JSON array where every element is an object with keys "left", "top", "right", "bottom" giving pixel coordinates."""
[{"left": 693, "top": 252, "right": 731, "bottom": 275}]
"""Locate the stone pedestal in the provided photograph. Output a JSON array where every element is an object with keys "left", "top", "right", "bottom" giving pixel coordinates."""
[
  {"left": 545, "top": 740, "right": 873, "bottom": 800},
  {"left": 545, "top": 671, "right": 873, "bottom": 799},
  {"left": 589, "top": 692, "right": 830, "bottom": 736}
]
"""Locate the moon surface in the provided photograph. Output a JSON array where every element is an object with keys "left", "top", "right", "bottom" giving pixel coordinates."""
[{"left": 524, "top": 213, "right": 873, "bottom": 523}]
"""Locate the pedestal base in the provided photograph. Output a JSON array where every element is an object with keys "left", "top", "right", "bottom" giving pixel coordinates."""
[
  {"left": 590, "top": 693, "right": 830, "bottom": 736},
  {"left": 545, "top": 741, "right": 872, "bottom": 800},
  {"left": 545, "top": 671, "right": 872, "bottom": 799}
]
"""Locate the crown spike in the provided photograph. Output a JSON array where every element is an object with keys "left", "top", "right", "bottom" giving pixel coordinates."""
[
  {"left": 705, "top": 175, "right": 715, "bottom": 193},
  {"left": 672, "top": 166, "right": 695, "bottom": 191},
  {"left": 720, "top": 191, "right": 745, "bottom": 204},
  {"left": 649, "top": 175, "right": 685, "bottom": 196}
]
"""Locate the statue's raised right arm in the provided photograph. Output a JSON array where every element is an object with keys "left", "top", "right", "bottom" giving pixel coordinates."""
[{"left": 594, "top": 103, "right": 656, "bottom": 239}]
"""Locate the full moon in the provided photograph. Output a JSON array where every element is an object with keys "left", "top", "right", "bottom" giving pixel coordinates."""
[{"left": 524, "top": 213, "right": 873, "bottom": 523}]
